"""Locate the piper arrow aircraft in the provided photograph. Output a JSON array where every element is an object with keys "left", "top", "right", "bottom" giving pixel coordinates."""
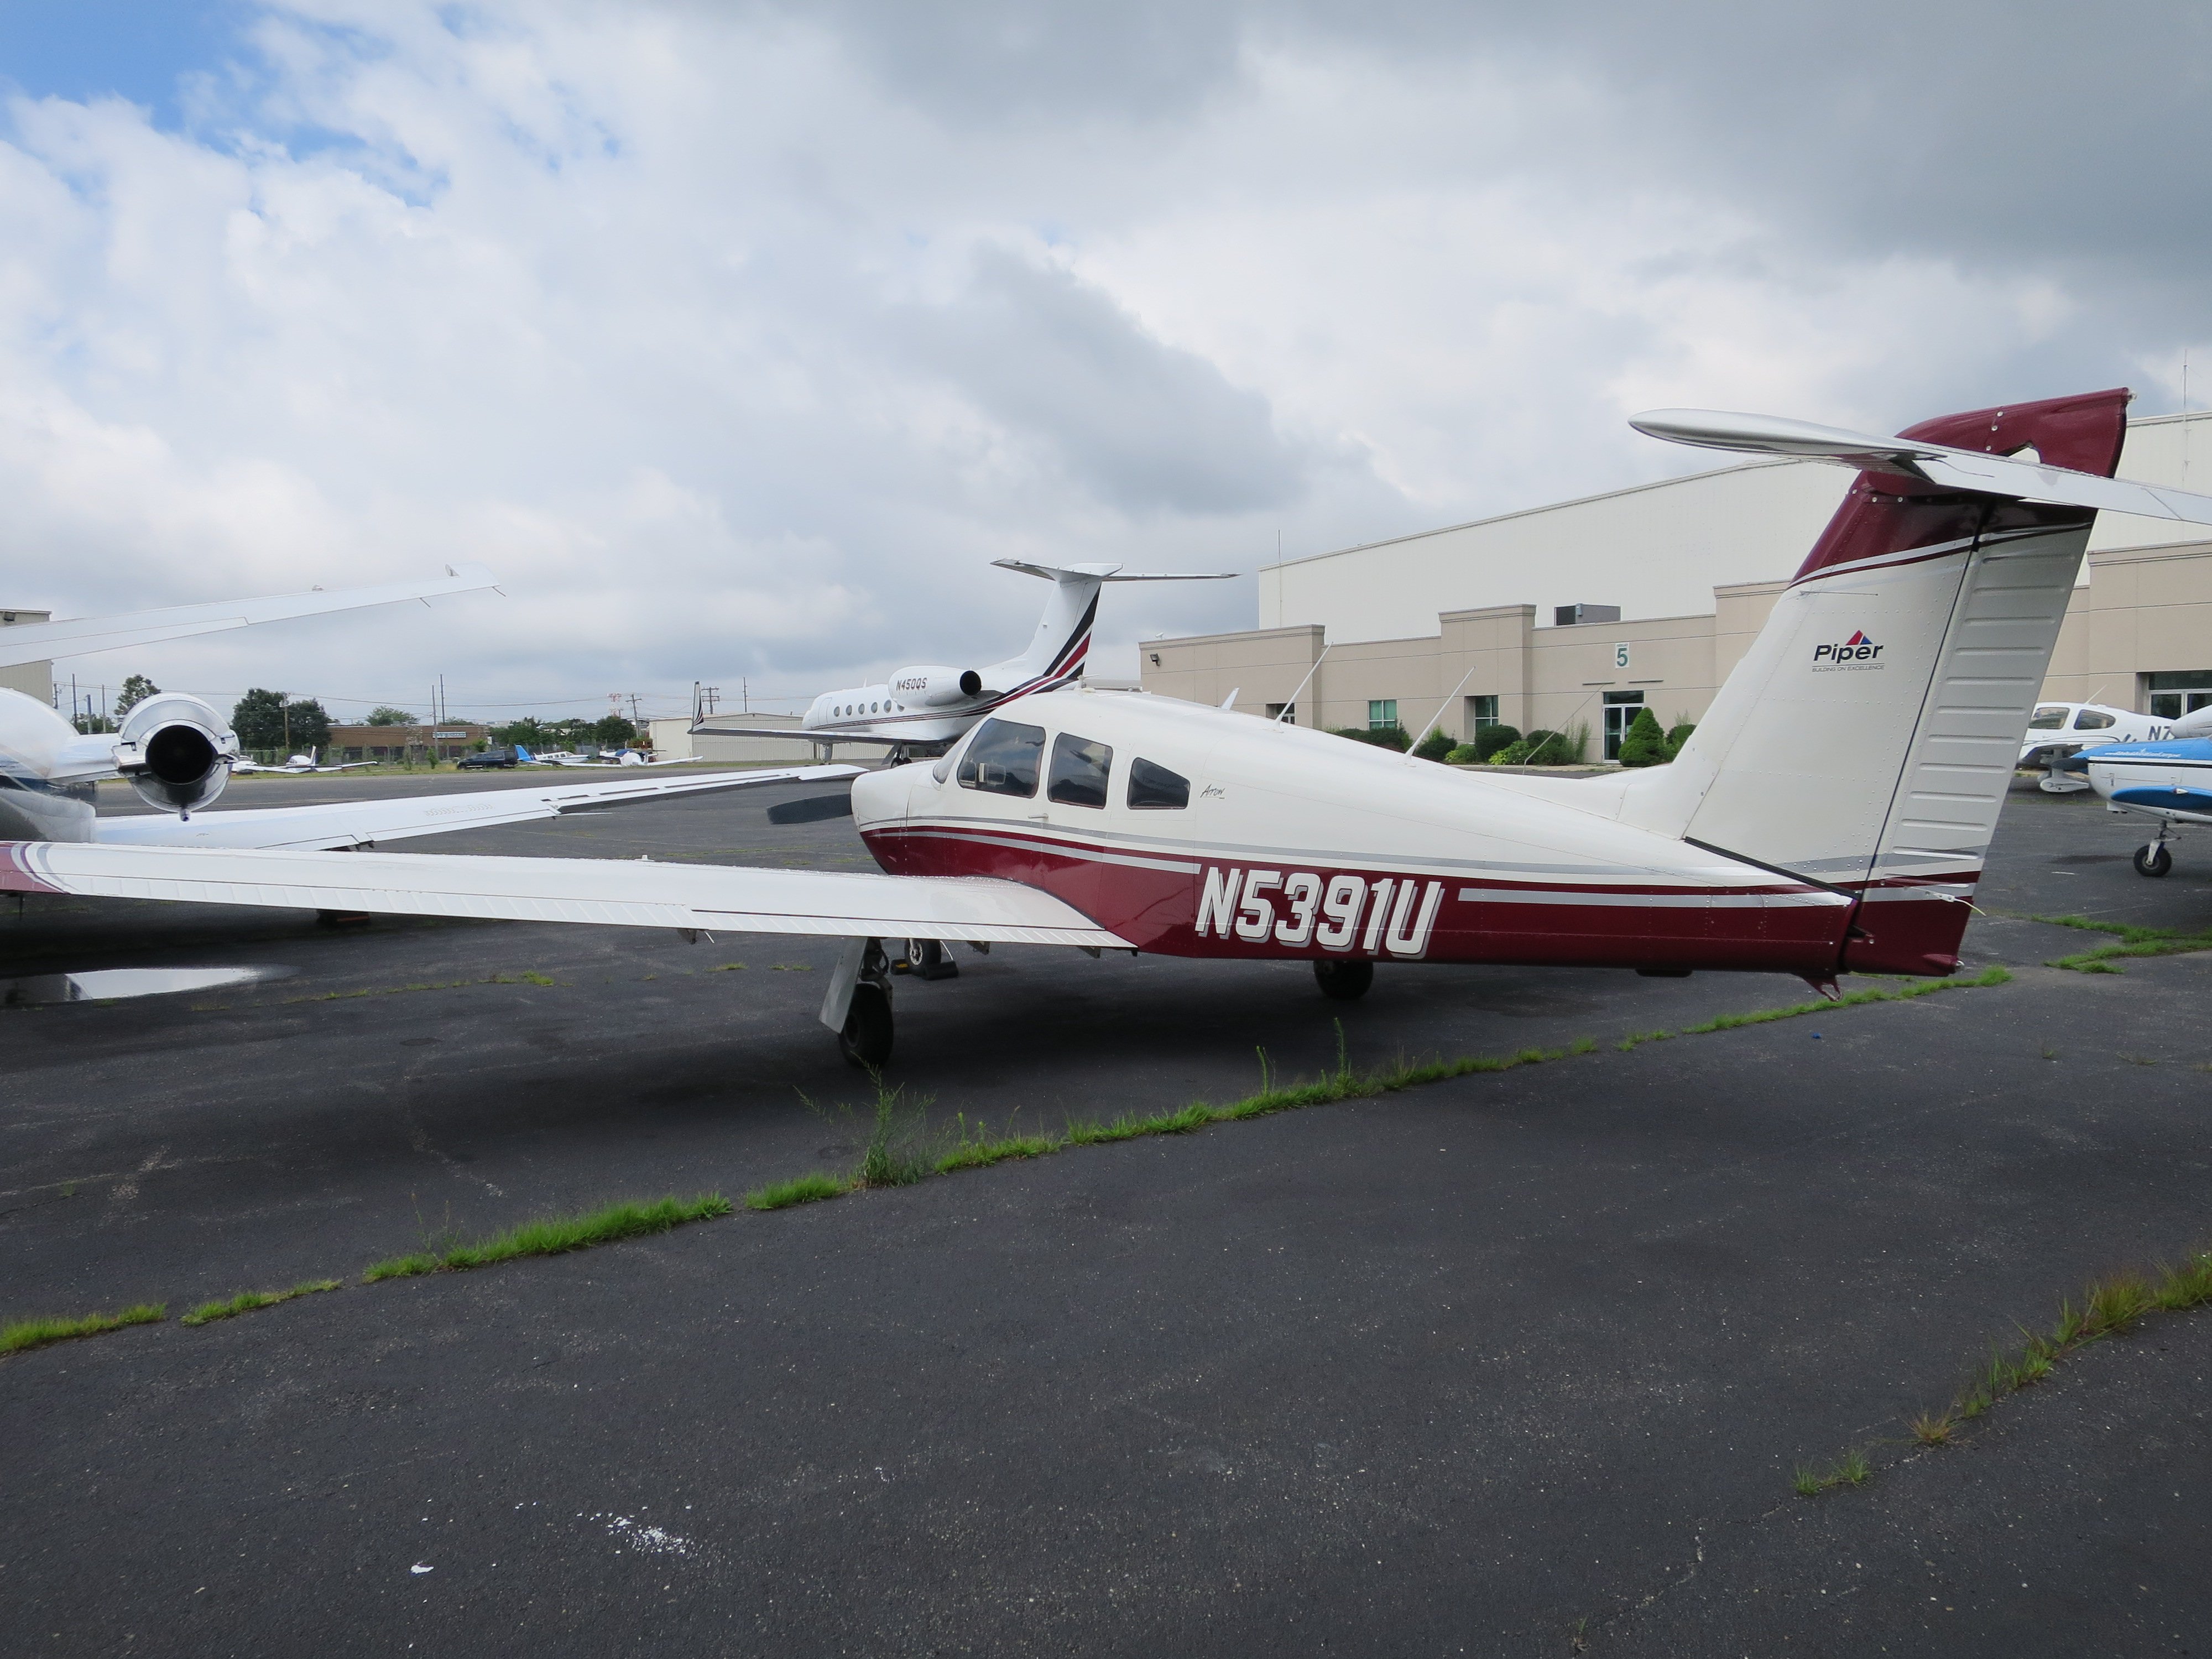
[
  {"left": 9, "top": 388, "right": 2210, "bottom": 1071},
  {"left": 691, "top": 560, "right": 1234, "bottom": 758}
]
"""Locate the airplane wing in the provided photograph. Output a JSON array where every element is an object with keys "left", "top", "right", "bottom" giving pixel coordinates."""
[
  {"left": 91, "top": 763, "right": 863, "bottom": 852},
  {"left": 0, "top": 840, "right": 1127, "bottom": 948},
  {"left": 0, "top": 564, "right": 499, "bottom": 669},
  {"left": 690, "top": 722, "right": 894, "bottom": 745}
]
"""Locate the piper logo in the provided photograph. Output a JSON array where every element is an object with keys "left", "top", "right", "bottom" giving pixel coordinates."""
[{"left": 1812, "top": 630, "right": 1884, "bottom": 671}]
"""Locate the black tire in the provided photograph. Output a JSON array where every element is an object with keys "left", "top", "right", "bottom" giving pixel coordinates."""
[
  {"left": 838, "top": 983, "right": 894, "bottom": 1069},
  {"left": 2135, "top": 842, "right": 2174, "bottom": 878},
  {"left": 1313, "top": 958, "right": 1374, "bottom": 1001}
]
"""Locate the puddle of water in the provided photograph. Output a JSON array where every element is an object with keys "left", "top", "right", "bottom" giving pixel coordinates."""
[{"left": 0, "top": 965, "right": 297, "bottom": 1006}]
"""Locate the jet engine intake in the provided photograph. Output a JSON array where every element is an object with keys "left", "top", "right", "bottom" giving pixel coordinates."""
[
  {"left": 113, "top": 693, "right": 243, "bottom": 814},
  {"left": 888, "top": 666, "right": 985, "bottom": 707}
]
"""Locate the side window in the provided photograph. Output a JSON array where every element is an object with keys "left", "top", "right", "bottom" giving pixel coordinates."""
[
  {"left": 957, "top": 718, "right": 1046, "bottom": 797},
  {"left": 1126, "top": 757, "right": 1190, "bottom": 811},
  {"left": 2074, "top": 708, "right": 2116, "bottom": 730},
  {"left": 2027, "top": 706, "right": 2067, "bottom": 730},
  {"left": 1047, "top": 732, "right": 1113, "bottom": 808}
]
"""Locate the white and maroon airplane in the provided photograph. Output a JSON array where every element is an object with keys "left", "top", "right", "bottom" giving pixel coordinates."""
[
  {"left": 692, "top": 560, "right": 1234, "bottom": 757},
  {"left": 8, "top": 388, "right": 2205, "bottom": 1068}
]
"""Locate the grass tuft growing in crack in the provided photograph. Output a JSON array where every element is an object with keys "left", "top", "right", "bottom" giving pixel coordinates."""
[
  {"left": 363, "top": 1193, "right": 731, "bottom": 1281},
  {"left": 1792, "top": 1447, "right": 1871, "bottom": 1496},
  {"left": 1805, "top": 1244, "right": 2212, "bottom": 1495},
  {"left": 2, "top": 1303, "right": 164, "bottom": 1355},
  {"left": 745, "top": 1172, "right": 850, "bottom": 1210},
  {"left": 2026, "top": 912, "right": 2212, "bottom": 973},
  {"left": 181, "top": 1280, "right": 341, "bottom": 1327}
]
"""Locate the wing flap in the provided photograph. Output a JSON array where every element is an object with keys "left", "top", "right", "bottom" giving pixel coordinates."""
[{"left": 0, "top": 841, "right": 1129, "bottom": 947}]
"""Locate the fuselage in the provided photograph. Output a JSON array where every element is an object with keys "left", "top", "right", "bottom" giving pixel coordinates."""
[
  {"left": 0, "top": 688, "right": 101, "bottom": 842},
  {"left": 851, "top": 687, "right": 1886, "bottom": 978},
  {"left": 2075, "top": 737, "right": 2212, "bottom": 824}
]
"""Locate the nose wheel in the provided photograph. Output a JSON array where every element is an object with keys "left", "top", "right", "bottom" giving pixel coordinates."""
[
  {"left": 1313, "top": 958, "right": 1374, "bottom": 1001},
  {"left": 2134, "top": 840, "right": 2174, "bottom": 878}
]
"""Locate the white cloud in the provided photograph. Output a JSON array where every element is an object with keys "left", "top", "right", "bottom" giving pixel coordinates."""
[{"left": 0, "top": 1, "right": 2199, "bottom": 722}]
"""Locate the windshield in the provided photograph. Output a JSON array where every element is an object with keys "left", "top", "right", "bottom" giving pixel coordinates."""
[
  {"left": 2027, "top": 706, "right": 2067, "bottom": 729},
  {"left": 957, "top": 718, "right": 1046, "bottom": 797}
]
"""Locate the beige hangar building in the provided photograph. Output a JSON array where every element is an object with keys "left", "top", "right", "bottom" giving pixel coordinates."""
[{"left": 1139, "top": 409, "right": 2212, "bottom": 760}]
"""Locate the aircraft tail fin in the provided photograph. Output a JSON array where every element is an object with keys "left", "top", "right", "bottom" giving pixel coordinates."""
[
  {"left": 1615, "top": 388, "right": 2141, "bottom": 975},
  {"left": 985, "top": 560, "right": 1235, "bottom": 693}
]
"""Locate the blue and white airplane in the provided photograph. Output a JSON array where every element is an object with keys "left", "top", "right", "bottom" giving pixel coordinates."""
[{"left": 2058, "top": 711, "right": 2212, "bottom": 876}]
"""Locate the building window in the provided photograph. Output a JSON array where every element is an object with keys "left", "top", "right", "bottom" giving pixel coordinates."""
[
  {"left": 1601, "top": 690, "right": 1644, "bottom": 760},
  {"left": 1265, "top": 703, "right": 1295, "bottom": 723},
  {"left": 1368, "top": 700, "right": 1398, "bottom": 731},
  {"left": 1467, "top": 695, "right": 1499, "bottom": 732},
  {"left": 2145, "top": 670, "right": 2212, "bottom": 719}
]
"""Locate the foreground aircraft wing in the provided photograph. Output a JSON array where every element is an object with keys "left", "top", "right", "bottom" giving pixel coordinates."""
[
  {"left": 91, "top": 764, "right": 863, "bottom": 852},
  {"left": 0, "top": 841, "right": 1126, "bottom": 948},
  {"left": 0, "top": 564, "right": 499, "bottom": 669},
  {"left": 1630, "top": 409, "right": 2212, "bottom": 526}
]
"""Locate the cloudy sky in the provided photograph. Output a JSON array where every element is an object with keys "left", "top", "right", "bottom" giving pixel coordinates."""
[{"left": 2, "top": 1, "right": 2207, "bottom": 722}]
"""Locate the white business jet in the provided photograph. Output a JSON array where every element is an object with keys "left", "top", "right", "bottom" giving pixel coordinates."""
[
  {"left": 11, "top": 388, "right": 2204, "bottom": 1073},
  {"left": 0, "top": 565, "right": 855, "bottom": 852},
  {"left": 692, "top": 560, "right": 1234, "bottom": 758}
]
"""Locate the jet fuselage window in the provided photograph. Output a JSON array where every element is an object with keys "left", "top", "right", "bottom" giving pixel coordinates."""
[
  {"left": 958, "top": 718, "right": 1046, "bottom": 798},
  {"left": 2027, "top": 706, "right": 2067, "bottom": 730},
  {"left": 1126, "top": 757, "right": 1190, "bottom": 810},
  {"left": 1047, "top": 732, "right": 1113, "bottom": 808},
  {"left": 2074, "top": 708, "right": 2115, "bottom": 729}
]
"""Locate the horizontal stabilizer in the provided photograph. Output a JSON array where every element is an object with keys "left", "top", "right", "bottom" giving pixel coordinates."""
[
  {"left": 990, "top": 560, "right": 1237, "bottom": 583},
  {"left": 1630, "top": 408, "right": 2212, "bottom": 525}
]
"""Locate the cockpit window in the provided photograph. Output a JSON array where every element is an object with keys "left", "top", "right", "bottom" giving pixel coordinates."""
[
  {"left": 1047, "top": 732, "right": 1113, "bottom": 808},
  {"left": 1126, "top": 757, "right": 1190, "bottom": 811},
  {"left": 957, "top": 718, "right": 1046, "bottom": 797},
  {"left": 2074, "top": 708, "right": 2116, "bottom": 730},
  {"left": 2027, "top": 706, "right": 2067, "bottom": 730}
]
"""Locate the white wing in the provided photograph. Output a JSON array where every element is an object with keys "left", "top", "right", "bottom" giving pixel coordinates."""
[
  {"left": 0, "top": 564, "right": 499, "bottom": 669},
  {"left": 92, "top": 764, "right": 863, "bottom": 851},
  {"left": 0, "top": 839, "right": 1126, "bottom": 948}
]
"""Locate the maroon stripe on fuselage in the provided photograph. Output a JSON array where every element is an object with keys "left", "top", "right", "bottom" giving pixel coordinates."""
[{"left": 861, "top": 823, "right": 1865, "bottom": 975}]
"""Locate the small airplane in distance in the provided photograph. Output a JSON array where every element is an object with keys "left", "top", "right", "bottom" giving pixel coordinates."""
[
  {"left": 232, "top": 747, "right": 378, "bottom": 775},
  {"left": 2054, "top": 716, "right": 2212, "bottom": 875},
  {"left": 691, "top": 560, "right": 1235, "bottom": 759},
  {"left": 521, "top": 744, "right": 681, "bottom": 769},
  {"left": 15, "top": 387, "right": 2208, "bottom": 1073},
  {"left": 2019, "top": 700, "right": 2177, "bottom": 789}
]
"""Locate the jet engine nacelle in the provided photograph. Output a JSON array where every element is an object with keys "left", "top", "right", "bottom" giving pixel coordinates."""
[
  {"left": 887, "top": 666, "right": 985, "bottom": 707},
  {"left": 113, "top": 693, "right": 242, "bottom": 815}
]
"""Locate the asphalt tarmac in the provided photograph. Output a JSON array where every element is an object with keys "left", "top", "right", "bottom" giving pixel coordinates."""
[{"left": 3, "top": 767, "right": 2209, "bottom": 1656}]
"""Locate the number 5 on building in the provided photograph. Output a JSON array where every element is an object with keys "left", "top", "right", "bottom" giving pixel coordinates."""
[{"left": 1614, "top": 642, "right": 1630, "bottom": 669}]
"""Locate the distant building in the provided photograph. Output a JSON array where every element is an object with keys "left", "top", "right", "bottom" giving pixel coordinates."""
[
  {"left": 331, "top": 722, "right": 488, "bottom": 763},
  {"left": 1144, "top": 408, "right": 2212, "bottom": 759},
  {"left": 0, "top": 608, "right": 54, "bottom": 704}
]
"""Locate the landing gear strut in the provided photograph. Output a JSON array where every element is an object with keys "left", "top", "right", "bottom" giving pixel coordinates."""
[
  {"left": 2134, "top": 835, "right": 2174, "bottom": 879},
  {"left": 1313, "top": 958, "right": 1374, "bottom": 1001}
]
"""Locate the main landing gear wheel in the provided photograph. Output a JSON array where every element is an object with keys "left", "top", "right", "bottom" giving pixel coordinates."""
[
  {"left": 2135, "top": 842, "right": 2174, "bottom": 878},
  {"left": 1313, "top": 958, "right": 1374, "bottom": 1001},
  {"left": 839, "top": 981, "right": 895, "bottom": 1070}
]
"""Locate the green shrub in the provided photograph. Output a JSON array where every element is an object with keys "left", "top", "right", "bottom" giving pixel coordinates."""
[
  {"left": 1332, "top": 724, "right": 1412, "bottom": 752},
  {"left": 1444, "top": 744, "right": 1479, "bottom": 763},
  {"left": 1665, "top": 721, "right": 1696, "bottom": 760},
  {"left": 1493, "top": 728, "right": 1576, "bottom": 766},
  {"left": 1472, "top": 723, "right": 1520, "bottom": 761},
  {"left": 1618, "top": 707, "right": 1668, "bottom": 767},
  {"left": 1414, "top": 727, "right": 1458, "bottom": 761}
]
